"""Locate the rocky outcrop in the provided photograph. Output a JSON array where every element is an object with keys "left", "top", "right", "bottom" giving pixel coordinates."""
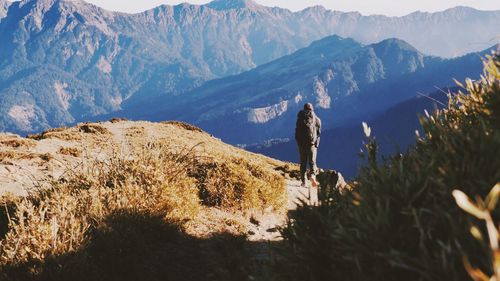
[
  {"left": 316, "top": 169, "right": 349, "bottom": 196},
  {"left": 0, "top": 0, "right": 9, "bottom": 19}
]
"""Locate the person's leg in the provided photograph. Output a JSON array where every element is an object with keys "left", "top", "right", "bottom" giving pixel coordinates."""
[
  {"left": 310, "top": 146, "right": 318, "bottom": 175},
  {"left": 298, "top": 145, "right": 307, "bottom": 184},
  {"left": 307, "top": 146, "right": 319, "bottom": 187}
]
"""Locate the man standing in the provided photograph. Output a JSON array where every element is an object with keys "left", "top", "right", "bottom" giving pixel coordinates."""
[{"left": 295, "top": 103, "right": 321, "bottom": 187}]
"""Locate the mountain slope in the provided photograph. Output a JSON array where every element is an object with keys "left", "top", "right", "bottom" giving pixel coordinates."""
[
  {"left": 0, "top": 0, "right": 499, "bottom": 134},
  {"left": 142, "top": 37, "right": 491, "bottom": 144}
]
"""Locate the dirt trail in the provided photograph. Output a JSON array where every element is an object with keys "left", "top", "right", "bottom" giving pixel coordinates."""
[{"left": 246, "top": 179, "right": 318, "bottom": 242}]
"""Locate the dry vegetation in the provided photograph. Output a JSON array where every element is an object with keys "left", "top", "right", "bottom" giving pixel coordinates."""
[
  {"left": 0, "top": 120, "right": 289, "bottom": 280},
  {"left": 58, "top": 147, "right": 81, "bottom": 157},
  {"left": 27, "top": 127, "right": 80, "bottom": 141},
  {"left": 0, "top": 135, "right": 36, "bottom": 149},
  {"left": 161, "top": 121, "right": 205, "bottom": 133},
  {"left": 78, "top": 123, "right": 111, "bottom": 135}
]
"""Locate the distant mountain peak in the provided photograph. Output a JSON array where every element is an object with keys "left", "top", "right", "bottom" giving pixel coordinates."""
[
  {"left": 445, "top": 6, "right": 478, "bottom": 12},
  {"left": 207, "top": 0, "right": 261, "bottom": 11},
  {"left": 18, "top": 0, "right": 85, "bottom": 11},
  {"left": 372, "top": 38, "right": 420, "bottom": 54}
]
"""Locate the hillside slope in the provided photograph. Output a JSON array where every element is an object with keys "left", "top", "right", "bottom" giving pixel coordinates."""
[
  {"left": 0, "top": 119, "right": 329, "bottom": 280},
  {"left": 0, "top": 120, "right": 286, "bottom": 201}
]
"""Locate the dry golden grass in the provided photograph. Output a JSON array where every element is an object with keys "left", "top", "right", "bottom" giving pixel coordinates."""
[
  {"left": 162, "top": 121, "right": 206, "bottom": 133},
  {"left": 126, "top": 125, "right": 146, "bottom": 137},
  {"left": 0, "top": 141, "right": 201, "bottom": 266},
  {"left": 78, "top": 123, "right": 111, "bottom": 135},
  {"left": 0, "top": 136, "right": 36, "bottom": 149},
  {"left": 110, "top": 117, "right": 128, "bottom": 123},
  {"left": 27, "top": 127, "right": 81, "bottom": 141},
  {"left": 0, "top": 120, "right": 290, "bottom": 280},
  {"left": 0, "top": 151, "right": 17, "bottom": 164},
  {"left": 0, "top": 120, "right": 289, "bottom": 276},
  {"left": 59, "top": 147, "right": 81, "bottom": 157},
  {"left": 0, "top": 150, "right": 50, "bottom": 164}
]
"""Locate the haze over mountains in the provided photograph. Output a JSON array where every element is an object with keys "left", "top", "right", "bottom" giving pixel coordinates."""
[
  {"left": 0, "top": 0, "right": 499, "bottom": 135},
  {"left": 139, "top": 36, "right": 491, "bottom": 144}
]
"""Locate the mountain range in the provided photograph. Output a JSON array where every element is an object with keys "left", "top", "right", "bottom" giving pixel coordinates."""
[
  {"left": 0, "top": 0, "right": 499, "bottom": 134},
  {"left": 136, "top": 36, "right": 492, "bottom": 144}
]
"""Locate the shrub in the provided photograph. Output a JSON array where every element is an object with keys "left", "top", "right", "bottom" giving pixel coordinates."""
[
  {"left": 58, "top": 147, "right": 81, "bottom": 157},
  {"left": 0, "top": 132, "right": 288, "bottom": 280},
  {"left": 279, "top": 53, "right": 500, "bottom": 280},
  {"left": 0, "top": 141, "right": 200, "bottom": 271},
  {"left": 190, "top": 157, "right": 286, "bottom": 212},
  {"left": 27, "top": 127, "right": 81, "bottom": 141}
]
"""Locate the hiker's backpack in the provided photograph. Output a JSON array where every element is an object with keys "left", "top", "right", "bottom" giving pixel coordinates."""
[{"left": 296, "top": 110, "right": 317, "bottom": 145}]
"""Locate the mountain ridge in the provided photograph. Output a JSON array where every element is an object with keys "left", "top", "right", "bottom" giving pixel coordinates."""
[
  {"left": 0, "top": 0, "right": 499, "bottom": 134},
  {"left": 138, "top": 37, "right": 489, "bottom": 144},
  {"left": 207, "top": 0, "right": 262, "bottom": 11}
]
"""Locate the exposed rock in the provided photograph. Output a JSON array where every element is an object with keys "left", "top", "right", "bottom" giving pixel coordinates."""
[
  {"left": 0, "top": 0, "right": 9, "bottom": 19},
  {"left": 248, "top": 100, "right": 290, "bottom": 124},
  {"left": 316, "top": 169, "right": 349, "bottom": 196}
]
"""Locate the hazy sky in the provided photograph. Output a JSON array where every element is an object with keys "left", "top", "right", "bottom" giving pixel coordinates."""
[{"left": 80, "top": 0, "right": 500, "bottom": 16}]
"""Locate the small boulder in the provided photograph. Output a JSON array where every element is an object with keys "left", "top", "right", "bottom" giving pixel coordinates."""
[{"left": 316, "top": 169, "right": 349, "bottom": 197}]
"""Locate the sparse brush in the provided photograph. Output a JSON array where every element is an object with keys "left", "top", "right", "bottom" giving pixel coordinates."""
[
  {"left": 27, "top": 127, "right": 81, "bottom": 141},
  {"left": 190, "top": 156, "right": 286, "bottom": 212},
  {"left": 162, "top": 121, "right": 206, "bottom": 133},
  {"left": 0, "top": 151, "right": 49, "bottom": 164},
  {"left": 0, "top": 136, "right": 36, "bottom": 148},
  {"left": 58, "top": 147, "right": 81, "bottom": 157},
  {"left": 110, "top": 117, "right": 128, "bottom": 123},
  {"left": 0, "top": 141, "right": 201, "bottom": 274},
  {"left": 0, "top": 130, "right": 288, "bottom": 280},
  {"left": 78, "top": 124, "right": 111, "bottom": 135}
]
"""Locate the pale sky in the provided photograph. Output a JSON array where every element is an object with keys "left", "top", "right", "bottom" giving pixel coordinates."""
[{"left": 80, "top": 0, "right": 500, "bottom": 16}]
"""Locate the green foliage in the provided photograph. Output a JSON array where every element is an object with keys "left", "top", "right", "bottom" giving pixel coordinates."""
[{"left": 279, "top": 53, "right": 500, "bottom": 280}]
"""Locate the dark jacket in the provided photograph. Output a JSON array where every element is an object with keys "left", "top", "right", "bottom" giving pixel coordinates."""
[{"left": 295, "top": 109, "right": 321, "bottom": 147}]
